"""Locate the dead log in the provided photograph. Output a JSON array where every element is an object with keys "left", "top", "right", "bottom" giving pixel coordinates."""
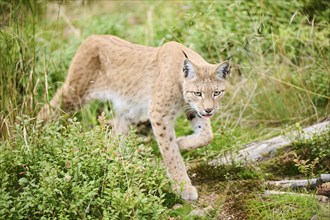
[
  {"left": 209, "top": 121, "right": 329, "bottom": 166},
  {"left": 267, "top": 179, "right": 318, "bottom": 188},
  {"left": 266, "top": 174, "right": 330, "bottom": 189}
]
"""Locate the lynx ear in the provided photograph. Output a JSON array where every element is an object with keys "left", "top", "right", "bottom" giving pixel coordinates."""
[
  {"left": 216, "top": 61, "right": 230, "bottom": 79},
  {"left": 183, "top": 59, "right": 197, "bottom": 79},
  {"left": 182, "top": 51, "right": 196, "bottom": 79}
]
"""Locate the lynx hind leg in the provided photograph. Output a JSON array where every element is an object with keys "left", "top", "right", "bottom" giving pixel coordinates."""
[
  {"left": 37, "top": 35, "right": 103, "bottom": 123},
  {"left": 37, "top": 84, "right": 83, "bottom": 123},
  {"left": 177, "top": 112, "right": 213, "bottom": 150}
]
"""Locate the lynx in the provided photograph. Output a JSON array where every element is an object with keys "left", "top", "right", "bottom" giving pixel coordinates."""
[{"left": 38, "top": 35, "right": 230, "bottom": 200}]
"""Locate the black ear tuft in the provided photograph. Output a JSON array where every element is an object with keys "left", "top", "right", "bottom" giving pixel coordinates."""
[
  {"left": 182, "top": 50, "right": 188, "bottom": 59},
  {"left": 216, "top": 61, "right": 230, "bottom": 79},
  {"left": 182, "top": 50, "right": 189, "bottom": 77}
]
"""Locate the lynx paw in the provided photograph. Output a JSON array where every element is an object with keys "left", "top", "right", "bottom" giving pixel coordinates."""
[{"left": 180, "top": 185, "right": 198, "bottom": 201}]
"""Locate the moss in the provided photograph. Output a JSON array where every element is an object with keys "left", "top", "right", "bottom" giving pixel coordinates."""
[
  {"left": 190, "top": 162, "right": 263, "bottom": 183},
  {"left": 207, "top": 180, "right": 264, "bottom": 220},
  {"left": 259, "top": 151, "right": 300, "bottom": 179}
]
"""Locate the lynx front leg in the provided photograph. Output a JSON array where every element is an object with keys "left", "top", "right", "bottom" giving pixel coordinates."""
[
  {"left": 150, "top": 106, "right": 198, "bottom": 201},
  {"left": 177, "top": 112, "right": 213, "bottom": 150}
]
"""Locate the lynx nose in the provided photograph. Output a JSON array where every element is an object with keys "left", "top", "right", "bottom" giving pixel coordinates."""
[{"left": 204, "top": 108, "right": 213, "bottom": 114}]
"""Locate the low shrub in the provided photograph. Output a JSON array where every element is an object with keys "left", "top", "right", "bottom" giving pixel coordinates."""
[{"left": 0, "top": 117, "right": 176, "bottom": 219}]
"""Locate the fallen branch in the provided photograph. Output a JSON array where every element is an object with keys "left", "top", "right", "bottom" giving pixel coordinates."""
[
  {"left": 267, "top": 179, "right": 318, "bottom": 188},
  {"left": 209, "top": 121, "right": 330, "bottom": 166},
  {"left": 266, "top": 174, "right": 330, "bottom": 189}
]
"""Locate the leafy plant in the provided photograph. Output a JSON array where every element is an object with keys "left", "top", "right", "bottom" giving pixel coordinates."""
[
  {"left": 291, "top": 125, "right": 330, "bottom": 174},
  {"left": 0, "top": 117, "right": 177, "bottom": 219},
  {"left": 293, "top": 154, "right": 319, "bottom": 179}
]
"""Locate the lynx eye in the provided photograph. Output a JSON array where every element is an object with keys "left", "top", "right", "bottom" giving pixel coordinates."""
[
  {"left": 213, "top": 90, "right": 224, "bottom": 97},
  {"left": 193, "top": 92, "right": 202, "bottom": 97}
]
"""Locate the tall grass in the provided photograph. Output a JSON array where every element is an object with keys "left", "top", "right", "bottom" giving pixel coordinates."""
[{"left": 0, "top": 0, "right": 39, "bottom": 139}]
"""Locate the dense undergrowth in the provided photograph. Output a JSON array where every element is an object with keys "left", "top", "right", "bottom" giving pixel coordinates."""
[
  {"left": 0, "top": 0, "right": 329, "bottom": 219},
  {"left": 0, "top": 117, "right": 177, "bottom": 219}
]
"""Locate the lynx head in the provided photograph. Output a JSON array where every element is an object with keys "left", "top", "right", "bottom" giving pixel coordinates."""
[{"left": 182, "top": 53, "right": 230, "bottom": 118}]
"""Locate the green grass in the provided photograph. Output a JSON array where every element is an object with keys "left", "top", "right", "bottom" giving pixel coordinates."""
[
  {"left": 0, "top": 0, "right": 329, "bottom": 219},
  {"left": 247, "top": 194, "right": 326, "bottom": 220}
]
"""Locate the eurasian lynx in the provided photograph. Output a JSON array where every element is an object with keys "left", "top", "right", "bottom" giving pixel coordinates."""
[{"left": 38, "top": 35, "right": 230, "bottom": 200}]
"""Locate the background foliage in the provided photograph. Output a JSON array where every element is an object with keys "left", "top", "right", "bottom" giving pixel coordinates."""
[{"left": 0, "top": 0, "right": 329, "bottom": 219}]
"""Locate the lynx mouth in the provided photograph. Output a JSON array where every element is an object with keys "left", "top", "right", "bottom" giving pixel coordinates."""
[
  {"left": 196, "top": 111, "right": 214, "bottom": 118},
  {"left": 201, "top": 113, "right": 213, "bottom": 118},
  {"left": 194, "top": 107, "right": 215, "bottom": 118}
]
